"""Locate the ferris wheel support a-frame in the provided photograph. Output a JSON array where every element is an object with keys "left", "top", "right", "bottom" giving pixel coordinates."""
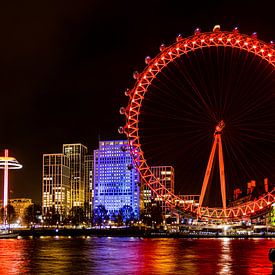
[{"left": 199, "top": 120, "right": 226, "bottom": 212}]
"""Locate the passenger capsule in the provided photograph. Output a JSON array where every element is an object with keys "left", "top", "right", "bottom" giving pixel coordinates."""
[
  {"left": 133, "top": 71, "right": 139, "bottom": 79},
  {"left": 233, "top": 27, "right": 239, "bottom": 34},
  {"left": 176, "top": 34, "right": 183, "bottom": 42},
  {"left": 213, "top": 25, "right": 221, "bottom": 32},
  {"left": 194, "top": 28, "right": 201, "bottom": 35},
  {"left": 251, "top": 32, "right": 257, "bottom": 39},
  {"left": 159, "top": 43, "right": 166, "bottom": 51},
  {"left": 119, "top": 107, "right": 126, "bottom": 115},
  {"left": 145, "top": 56, "right": 151, "bottom": 64},
  {"left": 124, "top": 88, "right": 131, "bottom": 96},
  {"left": 118, "top": 126, "right": 125, "bottom": 134}
]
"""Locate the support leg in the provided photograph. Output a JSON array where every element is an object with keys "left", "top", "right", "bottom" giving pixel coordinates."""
[
  {"left": 218, "top": 136, "right": 226, "bottom": 209},
  {"left": 199, "top": 137, "right": 218, "bottom": 208},
  {"left": 4, "top": 149, "right": 9, "bottom": 228}
]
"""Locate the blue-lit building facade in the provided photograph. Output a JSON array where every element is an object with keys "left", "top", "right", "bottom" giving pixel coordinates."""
[{"left": 93, "top": 140, "right": 140, "bottom": 218}]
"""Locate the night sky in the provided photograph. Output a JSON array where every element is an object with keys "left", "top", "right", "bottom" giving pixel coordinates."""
[{"left": 0, "top": 1, "right": 273, "bottom": 203}]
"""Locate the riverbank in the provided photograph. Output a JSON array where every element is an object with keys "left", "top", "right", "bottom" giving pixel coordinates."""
[{"left": 11, "top": 228, "right": 275, "bottom": 238}]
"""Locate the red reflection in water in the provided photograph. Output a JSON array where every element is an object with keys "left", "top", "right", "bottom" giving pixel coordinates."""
[
  {"left": 0, "top": 239, "right": 29, "bottom": 274},
  {"left": 91, "top": 238, "right": 274, "bottom": 275},
  {"left": 0, "top": 237, "right": 273, "bottom": 274}
]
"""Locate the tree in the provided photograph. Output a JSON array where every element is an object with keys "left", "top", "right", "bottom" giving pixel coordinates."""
[
  {"left": 113, "top": 212, "right": 123, "bottom": 226},
  {"left": 150, "top": 203, "right": 163, "bottom": 226},
  {"left": 23, "top": 204, "right": 42, "bottom": 227},
  {"left": 42, "top": 206, "right": 61, "bottom": 226},
  {"left": 140, "top": 210, "right": 152, "bottom": 226},
  {"left": 0, "top": 204, "right": 17, "bottom": 224},
  {"left": 84, "top": 202, "right": 92, "bottom": 220},
  {"left": 119, "top": 205, "right": 135, "bottom": 225},
  {"left": 70, "top": 206, "right": 86, "bottom": 226},
  {"left": 140, "top": 203, "right": 163, "bottom": 227},
  {"left": 92, "top": 205, "right": 108, "bottom": 226}
]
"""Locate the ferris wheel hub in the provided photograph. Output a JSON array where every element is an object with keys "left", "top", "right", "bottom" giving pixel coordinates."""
[{"left": 215, "top": 120, "right": 225, "bottom": 135}]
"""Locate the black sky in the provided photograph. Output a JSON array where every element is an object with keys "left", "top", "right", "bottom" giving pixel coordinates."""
[{"left": 0, "top": 0, "right": 273, "bottom": 202}]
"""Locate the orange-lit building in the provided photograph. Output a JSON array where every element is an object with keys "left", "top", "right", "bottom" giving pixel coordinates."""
[{"left": 5, "top": 198, "right": 33, "bottom": 224}]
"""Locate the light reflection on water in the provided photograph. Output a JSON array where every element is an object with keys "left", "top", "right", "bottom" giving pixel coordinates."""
[{"left": 0, "top": 237, "right": 273, "bottom": 274}]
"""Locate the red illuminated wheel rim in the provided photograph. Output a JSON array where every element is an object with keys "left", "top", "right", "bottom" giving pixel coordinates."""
[{"left": 120, "top": 27, "right": 275, "bottom": 220}]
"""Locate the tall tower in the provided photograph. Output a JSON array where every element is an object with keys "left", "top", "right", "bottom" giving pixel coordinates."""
[
  {"left": 0, "top": 149, "right": 22, "bottom": 227},
  {"left": 42, "top": 154, "right": 70, "bottom": 219},
  {"left": 63, "top": 144, "right": 87, "bottom": 208},
  {"left": 93, "top": 140, "right": 140, "bottom": 218}
]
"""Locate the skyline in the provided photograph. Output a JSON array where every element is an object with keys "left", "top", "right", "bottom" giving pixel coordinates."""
[{"left": 0, "top": 1, "right": 274, "bottom": 202}]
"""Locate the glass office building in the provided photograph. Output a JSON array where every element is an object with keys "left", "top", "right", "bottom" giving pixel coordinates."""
[
  {"left": 93, "top": 140, "right": 140, "bottom": 218},
  {"left": 63, "top": 144, "right": 87, "bottom": 208},
  {"left": 151, "top": 166, "right": 175, "bottom": 216},
  {"left": 42, "top": 154, "right": 71, "bottom": 219}
]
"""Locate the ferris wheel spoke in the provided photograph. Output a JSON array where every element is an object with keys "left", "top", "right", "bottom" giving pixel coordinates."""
[{"left": 174, "top": 55, "right": 216, "bottom": 120}]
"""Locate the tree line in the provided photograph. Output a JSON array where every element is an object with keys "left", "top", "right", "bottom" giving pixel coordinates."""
[{"left": 1, "top": 202, "right": 164, "bottom": 228}]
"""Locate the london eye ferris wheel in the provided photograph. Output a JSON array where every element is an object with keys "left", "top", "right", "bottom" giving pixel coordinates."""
[{"left": 119, "top": 25, "right": 275, "bottom": 220}]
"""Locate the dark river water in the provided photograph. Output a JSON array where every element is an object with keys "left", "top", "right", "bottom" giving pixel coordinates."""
[{"left": 0, "top": 237, "right": 273, "bottom": 274}]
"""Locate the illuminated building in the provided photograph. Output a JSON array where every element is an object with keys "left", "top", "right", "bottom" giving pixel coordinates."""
[
  {"left": 63, "top": 144, "right": 88, "bottom": 208},
  {"left": 42, "top": 154, "right": 70, "bottom": 219},
  {"left": 269, "top": 203, "right": 275, "bottom": 226},
  {"left": 9, "top": 198, "right": 33, "bottom": 224},
  {"left": 84, "top": 154, "right": 94, "bottom": 218},
  {"left": 151, "top": 166, "right": 175, "bottom": 216},
  {"left": 93, "top": 140, "right": 140, "bottom": 218},
  {"left": 140, "top": 180, "right": 152, "bottom": 213}
]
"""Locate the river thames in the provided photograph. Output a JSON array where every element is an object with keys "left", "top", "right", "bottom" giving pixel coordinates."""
[{"left": 0, "top": 237, "right": 273, "bottom": 274}]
